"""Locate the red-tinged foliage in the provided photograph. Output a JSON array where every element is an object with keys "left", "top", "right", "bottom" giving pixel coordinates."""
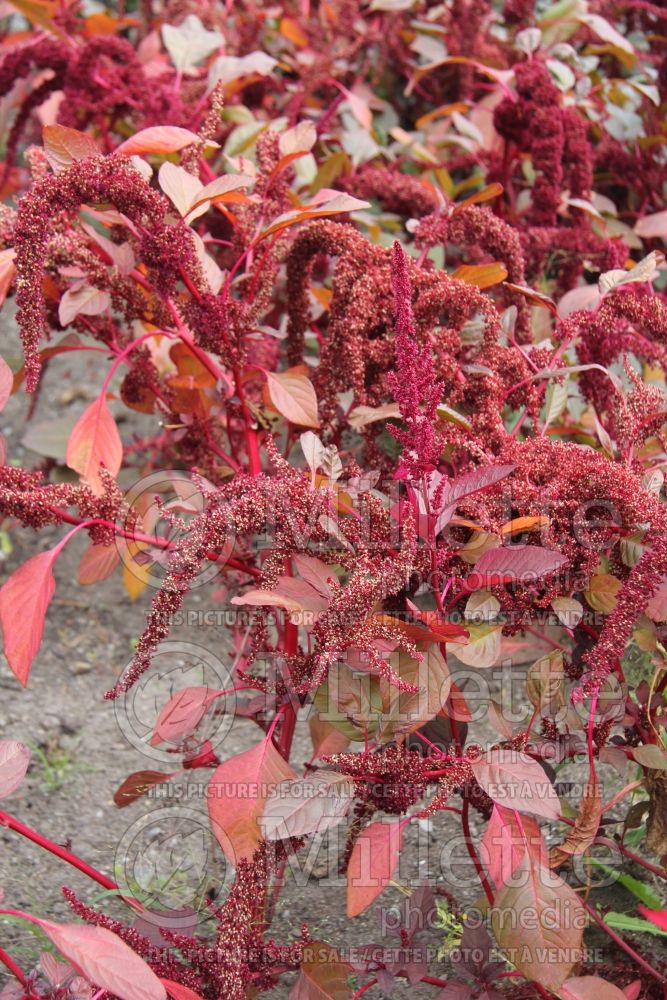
[
  {"left": 0, "top": 2, "right": 665, "bottom": 999},
  {"left": 0, "top": 548, "right": 58, "bottom": 686},
  {"left": 346, "top": 818, "right": 405, "bottom": 918}
]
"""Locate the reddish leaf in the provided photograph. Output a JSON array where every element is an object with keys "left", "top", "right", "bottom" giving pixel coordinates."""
[
  {"left": 207, "top": 736, "right": 295, "bottom": 864},
  {"left": 262, "top": 771, "right": 355, "bottom": 840},
  {"left": 561, "top": 976, "right": 627, "bottom": 1000},
  {"left": 160, "top": 980, "right": 205, "bottom": 1000},
  {"left": 491, "top": 855, "right": 585, "bottom": 992},
  {"left": 504, "top": 282, "right": 558, "bottom": 315},
  {"left": 468, "top": 545, "right": 568, "bottom": 587},
  {"left": 43, "top": 125, "right": 100, "bottom": 173},
  {"left": 437, "top": 464, "right": 515, "bottom": 531},
  {"left": 347, "top": 818, "right": 405, "bottom": 917},
  {"left": 78, "top": 543, "right": 120, "bottom": 585},
  {"left": 259, "top": 193, "right": 369, "bottom": 241},
  {"left": 309, "top": 715, "right": 350, "bottom": 759},
  {"left": 480, "top": 804, "right": 548, "bottom": 888},
  {"left": 66, "top": 394, "right": 123, "bottom": 495},
  {"left": 150, "top": 687, "right": 221, "bottom": 747},
  {"left": 550, "top": 780, "right": 602, "bottom": 866},
  {"left": 58, "top": 285, "right": 110, "bottom": 325},
  {"left": 116, "top": 127, "right": 203, "bottom": 157},
  {"left": 638, "top": 906, "right": 667, "bottom": 931},
  {"left": 266, "top": 372, "right": 320, "bottom": 428},
  {"left": 471, "top": 749, "right": 561, "bottom": 820},
  {"left": 114, "top": 770, "right": 173, "bottom": 807},
  {"left": 290, "top": 943, "right": 353, "bottom": 1000},
  {"left": 0, "top": 549, "right": 58, "bottom": 686},
  {"left": 33, "top": 920, "right": 166, "bottom": 1000},
  {"left": 0, "top": 740, "right": 30, "bottom": 798}
]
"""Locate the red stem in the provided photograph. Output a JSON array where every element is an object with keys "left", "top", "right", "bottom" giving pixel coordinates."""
[
  {"left": 0, "top": 947, "right": 30, "bottom": 989},
  {"left": 0, "top": 810, "right": 141, "bottom": 910},
  {"left": 582, "top": 900, "right": 666, "bottom": 984},
  {"left": 43, "top": 510, "right": 261, "bottom": 579}
]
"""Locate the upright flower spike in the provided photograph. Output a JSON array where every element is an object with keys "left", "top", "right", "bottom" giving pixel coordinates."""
[{"left": 387, "top": 240, "right": 444, "bottom": 480}]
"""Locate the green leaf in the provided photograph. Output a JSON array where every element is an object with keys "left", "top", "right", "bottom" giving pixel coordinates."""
[
  {"left": 603, "top": 912, "right": 667, "bottom": 937},
  {"left": 589, "top": 859, "right": 663, "bottom": 909}
]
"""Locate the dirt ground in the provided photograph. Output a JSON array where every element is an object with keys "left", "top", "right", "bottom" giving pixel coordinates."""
[{"left": 0, "top": 309, "right": 665, "bottom": 997}]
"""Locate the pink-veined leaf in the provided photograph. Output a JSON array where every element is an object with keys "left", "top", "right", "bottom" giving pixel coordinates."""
[
  {"left": 266, "top": 372, "right": 319, "bottom": 428},
  {"left": 42, "top": 125, "right": 100, "bottom": 173},
  {"left": 78, "top": 543, "right": 121, "bottom": 585},
  {"left": 468, "top": 544, "right": 568, "bottom": 587},
  {"left": 561, "top": 976, "right": 627, "bottom": 1000},
  {"left": 207, "top": 736, "right": 295, "bottom": 864},
  {"left": 480, "top": 804, "right": 548, "bottom": 888},
  {"left": 80, "top": 223, "right": 135, "bottom": 276},
  {"left": 150, "top": 687, "right": 222, "bottom": 747},
  {"left": 66, "top": 394, "right": 123, "bottom": 495},
  {"left": 188, "top": 173, "right": 255, "bottom": 214},
  {"left": 471, "top": 748, "right": 561, "bottom": 819},
  {"left": 480, "top": 804, "right": 549, "bottom": 888},
  {"left": 30, "top": 919, "right": 167, "bottom": 1000},
  {"left": 115, "top": 127, "right": 204, "bottom": 157},
  {"left": 258, "top": 193, "right": 369, "bottom": 241},
  {"left": 491, "top": 854, "right": 585, "bottom": 992},
  {"left": 292, "top": 554, "right": 336, "bottom": 597},
  {"left": 0, "top": 548, "right": 59, "bottom": 686},
  {"left": 0, "top": 740, "right": 30, "bottom": 798},
  {"left": 309, "top": 715, "right": 350, "bottom": 759},
  {"left": 347, "top": 818, "right": 405, "bottom": 917},
  {"left": 39, "top": 952, "right": 73, "bottom": 988},
  {"left": 435, "top": 464, "right": 515, "bottom": 533},
  {"left": 230, "top": 586, "right": 321, "bottom": 620},
  {"left": 58, "top": 285, "right": 111, "bottom": 326},
  {"left": 262, "top": 770, "right": 355, "bottom": 840}
]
